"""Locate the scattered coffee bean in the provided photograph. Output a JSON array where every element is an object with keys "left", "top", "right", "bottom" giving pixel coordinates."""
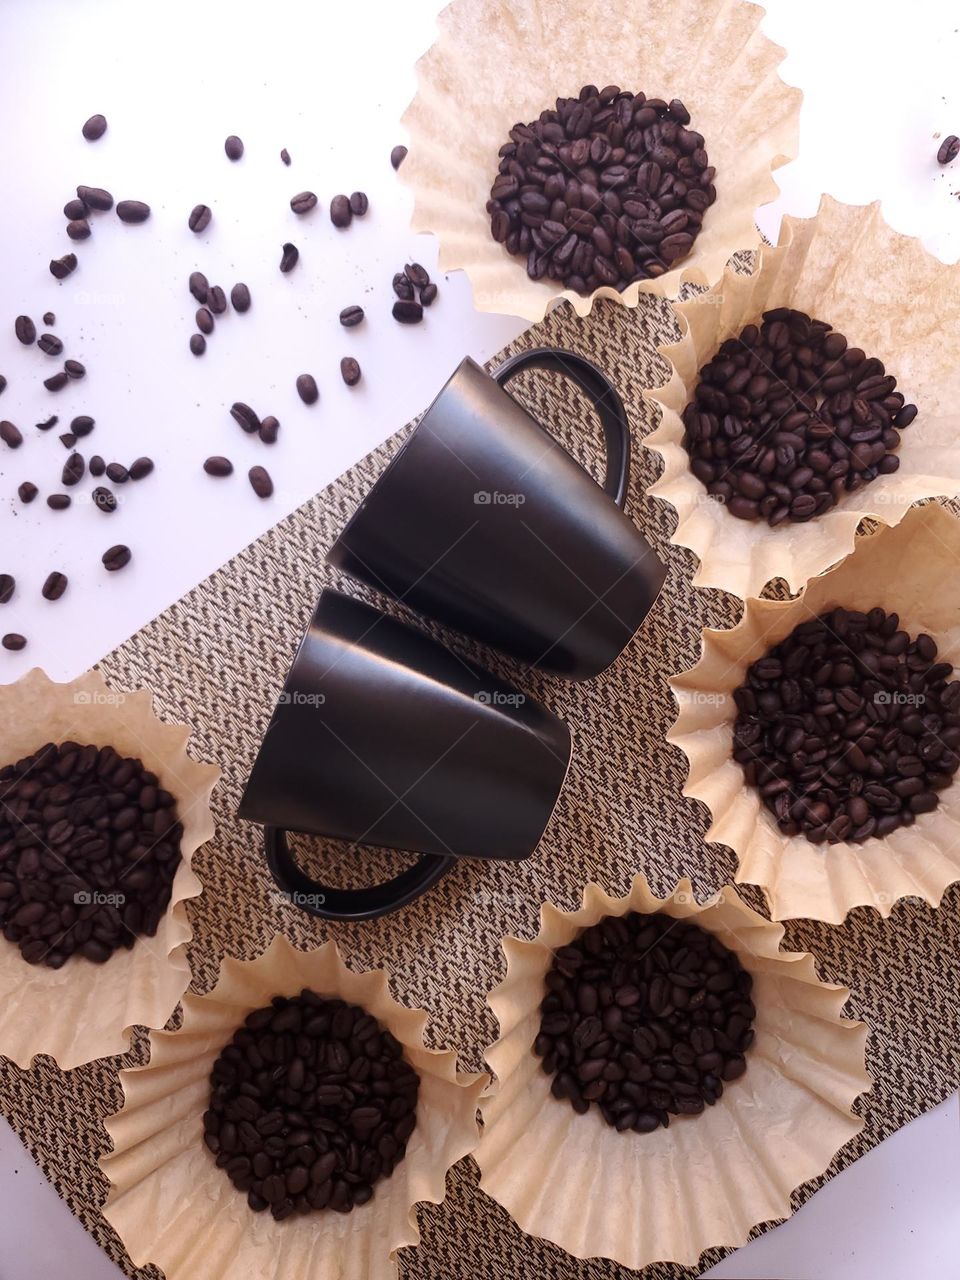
[
  {"left": 339, "top": 305, "right": 364, "bottom": 327},
  {"left": 259, "top": 416, "right": 280, "bottom": 445},
  {"left": 208, "top": 286, "right": 227, "bottom": 314},
  {"left": 280, "top": 148, "right": 291, "bottom": 166},
  {"left": 62, "top": 452, "right": 85, "bottom": 486},
  {"left": 279, "top": 242, "right": 299, "bottom": 273},
  {"left": 196, "top": 307, "right": 214, "bottom": 335},
  {"left": 41, "top": 571, "right": 68, "bottom": 601},
  {"left": 392, "top": 272, "right": 414, "bottom": 300},
  {"left": 42, "top": 312, "right": 55, "bottom": 325},
  {"left": 129, "top": 456, "right": 154, "bottom": 480},
  {"left": 296, "top": 373, "right": 318, "bottom": 405},
  {"left": 17, "top": 482, "right": 38, "bottom": 504},
  {"left": 89, "top": 455, "right": 105, "bottom": 476},
  {"left": 92, "top": 486, "right": 117, "bottom": 513},
  {"left": 66, "top": 218, "right": 91, "bottom": 241},
  {"left": 225, "top": 135, "right": 244, "bottom": 160},
  {"left": 230, "top": 282, "right": 251, "bottom": 313},
  {"left": 488, "top": 86, "right": 714, "bottom": 292},
  {"left": 190, "top": 333, "right": 206, "bottom": 356},
  {"left": 63, "top": 198, "right": 87, "bottom": 220},
  {"left": 0, "top": 740, "right": 184, "bottom": 965},
  {"left": 188, "top": 204, "right": 212, "bottom": 233},
  {"left": 0, "top": 421, "right": 23, "bottom": 449},
  {"left": 189, "top": 271, "right": 210, "bottom": 304},
  {"left": 340, "top": 357, "right": 361, "bottom": 386},
  {"left": 205, "top": 992, "right": 420, "bottom": 1219},
  {"left": 420, "top": 282, "right": 438, "bottom": 306},
  {"left": 64, "top": 359, "right": 85, "bottom": 379},
  {"left": 392, "top": 300, "right": 423, "bottom": 324},
  {"left": 937, "top": 135, "right": 960, "bottom": 166},
  {"left": 47, "top": 494, "right": 71, "bottom": 510},
  {"left": 82, "top": 114, "right": 107, "bottom": 141},
  {"left": 329, "top": 194, "right": 352, "bottom": 228},
  {"left": 230, "top": 402, "right": 260, "bottom": 434},
  {"left": 0, "top": 575, "right": 13, "bottom": 603},
  {"left": 248, "top": 465, "right": 273, "bottom": 498},
  {"left": 15, "top": 316, "right": 36, "bottom": 345},
  {"left": 682, "top": 308, "right": 914, "bottom": 526},
  {"left": 102, "top": 543, "right": 131, "bottom": 571},
  {"left": 349, "top": 191, "right": 369, "bottom": 217},
  {"left": 59, "top": 433, "right": 77, "bottom": 449},
  {"left": 105, "top": 462, "right": 129, "bottom": 484},
  {"left": 116, "top": 200, "right": 151, "bottom": 224},
  {"left": 203, "top": 456, "right": 233, "bottom": 477},
  {"left": 77, "top": 184, "right": 113, "bottom": 211},
  {"left": 44, "top": 371, "right": 69, "bottom": 391},
  {"left": 290, "top": 191, "right": 318, "bottom": 215},
  {"left": 37, "top": 415, "right": 58, "bottom": 430},
  {"left": 390, "top": 144, "right": 408, "bottom": 169},
  {"left": 38, "top": 333, "right": 64, "bottom": 356},
  {"left": 535, "top": 909, "right": 754, "bottom": 1132},
  {"left": 71, "top": 414, "right": 95, "bottom": 437},
  {"left": 50, "top": 253, "right": 78, "bottom": 279},
  {"left": 1, "top": 634, "right": 26, "bottom": 652},
  {"left": 0, "top": 376, "right": 6, "bottom": 396},
  {"left": 404, "top": 262, "right": 430, "bottom": 289},
  {"left": 733, "top": 605, "right": 960, "bottom": 844}
]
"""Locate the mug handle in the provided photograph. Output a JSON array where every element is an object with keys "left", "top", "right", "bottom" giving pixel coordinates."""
[
  {"left": 263, "top": 826, "right": 456, "bottom": 922},
  {"left": 494, "top": 346, "right": 631, "bottom": 508}
]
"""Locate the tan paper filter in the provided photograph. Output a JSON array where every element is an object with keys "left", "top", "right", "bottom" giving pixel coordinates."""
[
  {"left": 101, "top": 936, "right": 487, "bottom": 1280},
  {"left": 0, "top": 668, "right": 218, "bottom": 1070},
  {"left": 644, "top": 195, "right": 960, "bottom": 600},
  {"left": 476, "top": 873, "right": 870, "bottom": 1270},
  {"left": 670, "top": 502, "right": 960, "bottom": 923},
  {"left": 401, "top": 0, "right": 801, "bottom": 320}
]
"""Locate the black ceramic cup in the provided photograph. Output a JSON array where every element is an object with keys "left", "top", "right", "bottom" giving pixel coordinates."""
[
  {"left": 238, "top": 589, "right": 571, "bottom": 921},
  {"left": 327, "top": 346, "right": 666, "bottom": 681}
]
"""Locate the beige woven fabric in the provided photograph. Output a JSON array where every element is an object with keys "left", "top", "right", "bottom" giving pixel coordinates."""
[{"left": 2, "top": 287, "right": 960, "bottom": 1279}]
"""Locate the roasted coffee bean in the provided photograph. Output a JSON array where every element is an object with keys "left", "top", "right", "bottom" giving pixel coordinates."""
[
  {"left": 208, "top": 285, "right": 227, "bottom": 314},
  {"left": 420, "top": 282, "right": 438, "bottom": 306},
  {"left": 17, "top": 482, "right": 38, "bottom": 504},
  {"left": 225, "top": 135, "right": 244, "bottom": 160},
  {"left": 47, "top": 494, "right": 71, "bottom": 510},
  {"left": 62, "top": 452, "right": 85, "bottom": 486},
  {"left": 188, "top": 203, "right": 212, "bottom": 233},
  {"left": 102, "top": 544, "right": 131, "bottom": 571},
  {"left": 203, "top": 456, "right": 233, "bottom": 477},
  {"left": 196, "top": 307, "right": 214, "bottom": 335},
  {"left": 89, "top": 454, "right": 105, "bottom": 476},
  {"left": 77, "top": 185, "right": 113, "bottom": 210},
  {"left": 937, "top": 135, "right": 960, "bottom": 165},
  {"left": 92, "top": 486, "right": 117, "bottom": 513},
  {"left": 0, "top": 575, "right": 14, "bottom": 604},
  {"left": 15, "top": 316, "right": 36, "bottom": 345},
  {"left": 279, "top": 242, "right": 299, "bottom": 273},
  {"left": 230, "top": 282, "right": 251, "bottom": 313},
  {"left": 296, "top": 374, "right": 319, "bottom": 405},
  {"left": 290, "top": 191, "right": 318, "bottom": 215},
  {"left": 404, "top": 263, "right": 430, "bottom": 289},
  {"left": 190, "top": 333, "right": 206, "bottom": 356},
  {"left": 64, "top": 359, "right": 85, "bottom": 379},
  {"left": 129, "top": 456, "right": 154, "bottom": 480},
  {"left": 66, "top": 218, "right": 91, "bottom": 241},
  {"left": 733, "top": 605, "right": 960, "bottom": 844},
  {"left": 349, "top": 191, "right": 369, "bottom": 217},
  {"left": 392, "top": 300, "right": 423, "bottom": 324},
  {"left": 339, "top": 305, "right": 364, "bottom": 327},
  {"left": 64, "top": 198, "right": 87, "bottom": 220},
  {"left": 59, "top": 433, "right": 77, "bottom": 449},
  {"left": 258, "top": 416, "right": 280, "bottom": 445},
  {"left": 280, "top": 148, "right": 291, "bottom": 166},
  {"left": 116, "top": 200, "right": 151, "bottom": 224},
  {"left": 0, "top": 375, "right": 5, "bottom": 396},
  {"left": 42, "top": 312, "right": 55, "bottom": 325},
  {"left": 38, "top": 333, "right": 64, "bottom": 355},
  {"left": 37, "top": 415, "right": 58, "bottom": 430},
  {"left": 392, "top": 272, "right": 414, "bottom": 300},
  {"left": 105, "top": 462, "right": 129, "bottom": 483},
  {"left": 0, "top": 421, "right": 23, "bottom": 449},
  {"left": 390, "top": 144, "right": 407, "bottom": 169},
  {"left": 41, "top": 572, "right": 68, "bottom": 601},
  {"left": 330, "top": 194, "right": 352, "bottom": 228},
  {"left": 340, "top": 357, "right": 361, "bottom": 387},
  {"left": 248, "top": 465, "right": 273, "bottom": 499},
  {"left": 71, "top": 414, "right": 95, "bottom": 437},
  {"left": 535, "top": 910, "right": 754, "bottom": 1132},
  {"left": 50, "top": 253, "right": 78, "bottom": 279},
  {"left": 189, "top": 271, "right": 209, "bottom": 303},
  {"left": 1, "top": 634, "right": 26, "bottom": 652},
  {"left": 44, "top": 371, "right": 69, "bottom": 391},
  {"left": 230, "top": 402, "right": 260, "bottom": 434},
  {"left": 82, "top": 113, "right": 107, "bottom": 141}
]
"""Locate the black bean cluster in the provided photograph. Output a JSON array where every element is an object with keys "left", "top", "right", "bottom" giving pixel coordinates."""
[
  {"left": 204, "top": 992, "right": 420, "bottom": 1220},
  {"left": 733, "top": 607, "right": 960, "bottom": 843},
  {"left": 682, "top": 308, "right": 918, "bottom": 526},
  {"left": 534, "top": 911, "right": 754, "bottom": 1134},
  {"left": 0, "top": 741, "right": 183, "bottom": 967},
  {"left": 487, "top": 84, "right": 715, "bottom": 295}
]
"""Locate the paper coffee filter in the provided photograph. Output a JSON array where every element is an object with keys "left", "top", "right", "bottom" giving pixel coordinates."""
[
  {"left": 401, "top": 0, "right": 801, "bottom": 320},
  {"left": 0, "top": 668, "right": 218, "bottom": 1070},
  {"left": 644, "top": 195, "right": 960, "bottom": 600},
  {"left": 670, "top": 502, "right": 960, "bottom": 924},
  {"left": 101, "top": 936, "right": 487, "bottom": 1280},
  {"left": 476, "top": 873, "right": 869, "bottom": 1270}
]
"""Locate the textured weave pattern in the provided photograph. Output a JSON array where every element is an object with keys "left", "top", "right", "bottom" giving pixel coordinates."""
[{"left": 2, "top": 285, "right": 960, "bottom": 1280}]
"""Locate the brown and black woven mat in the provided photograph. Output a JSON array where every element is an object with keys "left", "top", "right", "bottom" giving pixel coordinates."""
[{"left": 2, "top": 287, "right": 960, "bottom": 1280}]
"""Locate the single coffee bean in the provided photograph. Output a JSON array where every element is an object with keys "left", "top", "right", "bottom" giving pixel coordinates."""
[
  {"left": 116, "top": 200, "right": 151, "bottom": 224},
  {"left": 105, "top": 462, "right": 129, "bottom": 483},
  {"left": 129, "top": 456, "right": 154, "bottom": 480},
  {"left": 41, "top": 572, "right": 68, "bottom": 601},
  {"left": 339, "top": 305, "right": 364, "bottom": 327},
  {"left": 188, "top": 203, "right": 212, "bottom": 232},
  {"left": 349, "top": 191, "right": 369, "bottom": 216},
  {"left": 38, "top": 333, "right": 64, "bottom": 356},
  {"left": 71, "top": 414, "right": 95, "bottom": 436},
  {"left": 280, "top": 148, "right": 291, "bottom": 165},
  {"left": 290, "top": 191, "right": 318, "bottom": 214},
  {"left": 392, "top": 272, "right": 414, "bottom": 300},
  {"left": 390, "top": 144, "right": 407, "bottom": 169},
  {"left": 77, "top": 185, "right": 113, "bottom": 210},
  {"left": 230, "top": 283, "right": 251, "bottom": 313},
  {"left": 420, "top": 282, "right": 438, "bottom": 306},
  {"left": 42, "top": 312, "right": 55, "bottom": 325},
  {"left": 62, "top": 452, "right": 85, "bottom": 486},
  {"left": 64, "top": 359, "right": 85, "bottom": 379},
  {"left": 296, "top": 374, "right": 319, "bottom": 405},
  {"left": 0, "top": 421, "right": 23, "bottom": 449},
  {"left": 258, "top": 416, "right": 280, "bottom": 445},
  {"left": 340, "top": 357, "right": 361, "bottom": 386},
  {"left": 82, "top": 114, "right": 107, "bottom": 141},
  {"left": 225, "top": 135, "right": 244, "bottom": 160},
  {"left": 392, "top": 300, "right": 423, "bottom": 324},
  {"left": 66, "top": 218, "right": 91, "bottom": 240},
  {"left": 0, "top": 575, "right": 13, "bottom": 603},
  {"left": 203, "top": 456, "right": 233, "bottom": 477},
  {"left": 59, "top": 433, "right": 77, "bottom": 448},
  {"left": 279, "top": 242, "right": 299, "bottom": 273},
  {"left": 248, "top": 466, "right": 273, "bottom": 498},
  {"left": 50, "top": 253, "right": 78, "bottom": 279},
  {"left": 89, "top": 454, "right": 105, "bottom": 476},
  {"left": 47, "top": 494, "right": 71, "bottom": 510},
  {"left": 2, "top": 634, "right": 26, "bottom": 652},
  {"left": 44, "top": 371, "right": 69, "bottom": 391},
  {"left": 329, "top": 194, "right": 352, "bottom": 228},
  {"left": 0, "top": 375, "right": 6, "bottom": 396},
  {"left": 937, "top": 135, "right": 960, "bottom": 165},
  {"left": 102, "top": 544, "right": 132, "bottom": 571},
  {"left": 230, "top": 402, "right": 260, "bottom": 434},
  {"left": 207, "top": 285, "right": 227, "bottom": 314},
  {"left": 15, "top": 316, "right": 36, "bottom": 345},
  {"left": 190, "top": 333, "right": 206, "bottom": 356},
  {"left": 189, "top": 271, "right": 210, "bottom": 303},
  {"left": 196, "top": 307, "right": 214, "bottom": 335},
  {"left": 404, "top": 262, "right": 430, "bottom": 288},
  {"left": 64, "top": 198, "right": 87, "bottom": 220},
  {"left": 17, "top": 482, "right": 38, "bottom": 504},
  {"left": 92, "top": 486, "right": 117, "bottom": 513}
]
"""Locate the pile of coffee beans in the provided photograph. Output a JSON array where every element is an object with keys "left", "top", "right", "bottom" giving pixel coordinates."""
[
  {"left": 187, "top": 271, "right": 251, "bottom": 355},
  {"left": 733, "top": 606, "right": 960, "bottom": 843},
  {"left": 534, "top": 910, "right": 754, "bottom": 1133},
  {"left": 204, "top": 991, "right": 420, "bottom": 1219},
  {"left": 391, "top": 262, "right": 437, "bottom": 324},
  {"left": 0, "top": 741, "right": 183, "bottom": 967},
  {"left": 487, "top": 84, "right": 714, "bottom": 294},
  {"left": 682, "top": 308, "right": 917, "bottom": 525}
]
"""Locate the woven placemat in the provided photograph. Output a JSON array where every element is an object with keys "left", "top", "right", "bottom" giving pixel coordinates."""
[{"left": 2, "top": 286, "right": 960, "bottom": 1280}]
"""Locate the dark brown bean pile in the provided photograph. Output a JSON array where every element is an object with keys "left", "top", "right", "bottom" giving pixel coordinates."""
[
  {"left": 534, "top": 911, "right": 754, "bottom": 1133},
  {"left": 390, "top": 262, "right": 435, "bottom": 324},
  {"left": 733, "top": 606, "right": 960, "bottom": 843},
  {"left": 682, "top": 308, "right": 917, "bottom": 525},
  {"left": 937, "top": 135, "right": 959, "bottom": 165},
  {"left": 203, "top": 991, "right": 420, "bottom": 1219},
  {"left": 487, "top": 85, "right": 714, "bottom": 294},
  {"left": 0, "top": 741, "right": 183, "bottom": 967}
]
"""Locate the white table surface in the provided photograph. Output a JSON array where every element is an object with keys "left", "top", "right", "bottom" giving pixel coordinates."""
[{"left": 1, "top": 0, "right": 958, "bottom": 1275}]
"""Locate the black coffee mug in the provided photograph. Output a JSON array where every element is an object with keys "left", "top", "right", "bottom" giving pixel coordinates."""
[
  {"left": 327, "top": 347, "right": 666, "bottom": 681},
  {"left": 238, "top": 589, "right": 571, "bottom": 921}
]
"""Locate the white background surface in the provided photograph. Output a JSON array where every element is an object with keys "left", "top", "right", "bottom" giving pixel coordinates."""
[{"left": 1, "top": 0, "right": 959, "bottom": 1276}]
